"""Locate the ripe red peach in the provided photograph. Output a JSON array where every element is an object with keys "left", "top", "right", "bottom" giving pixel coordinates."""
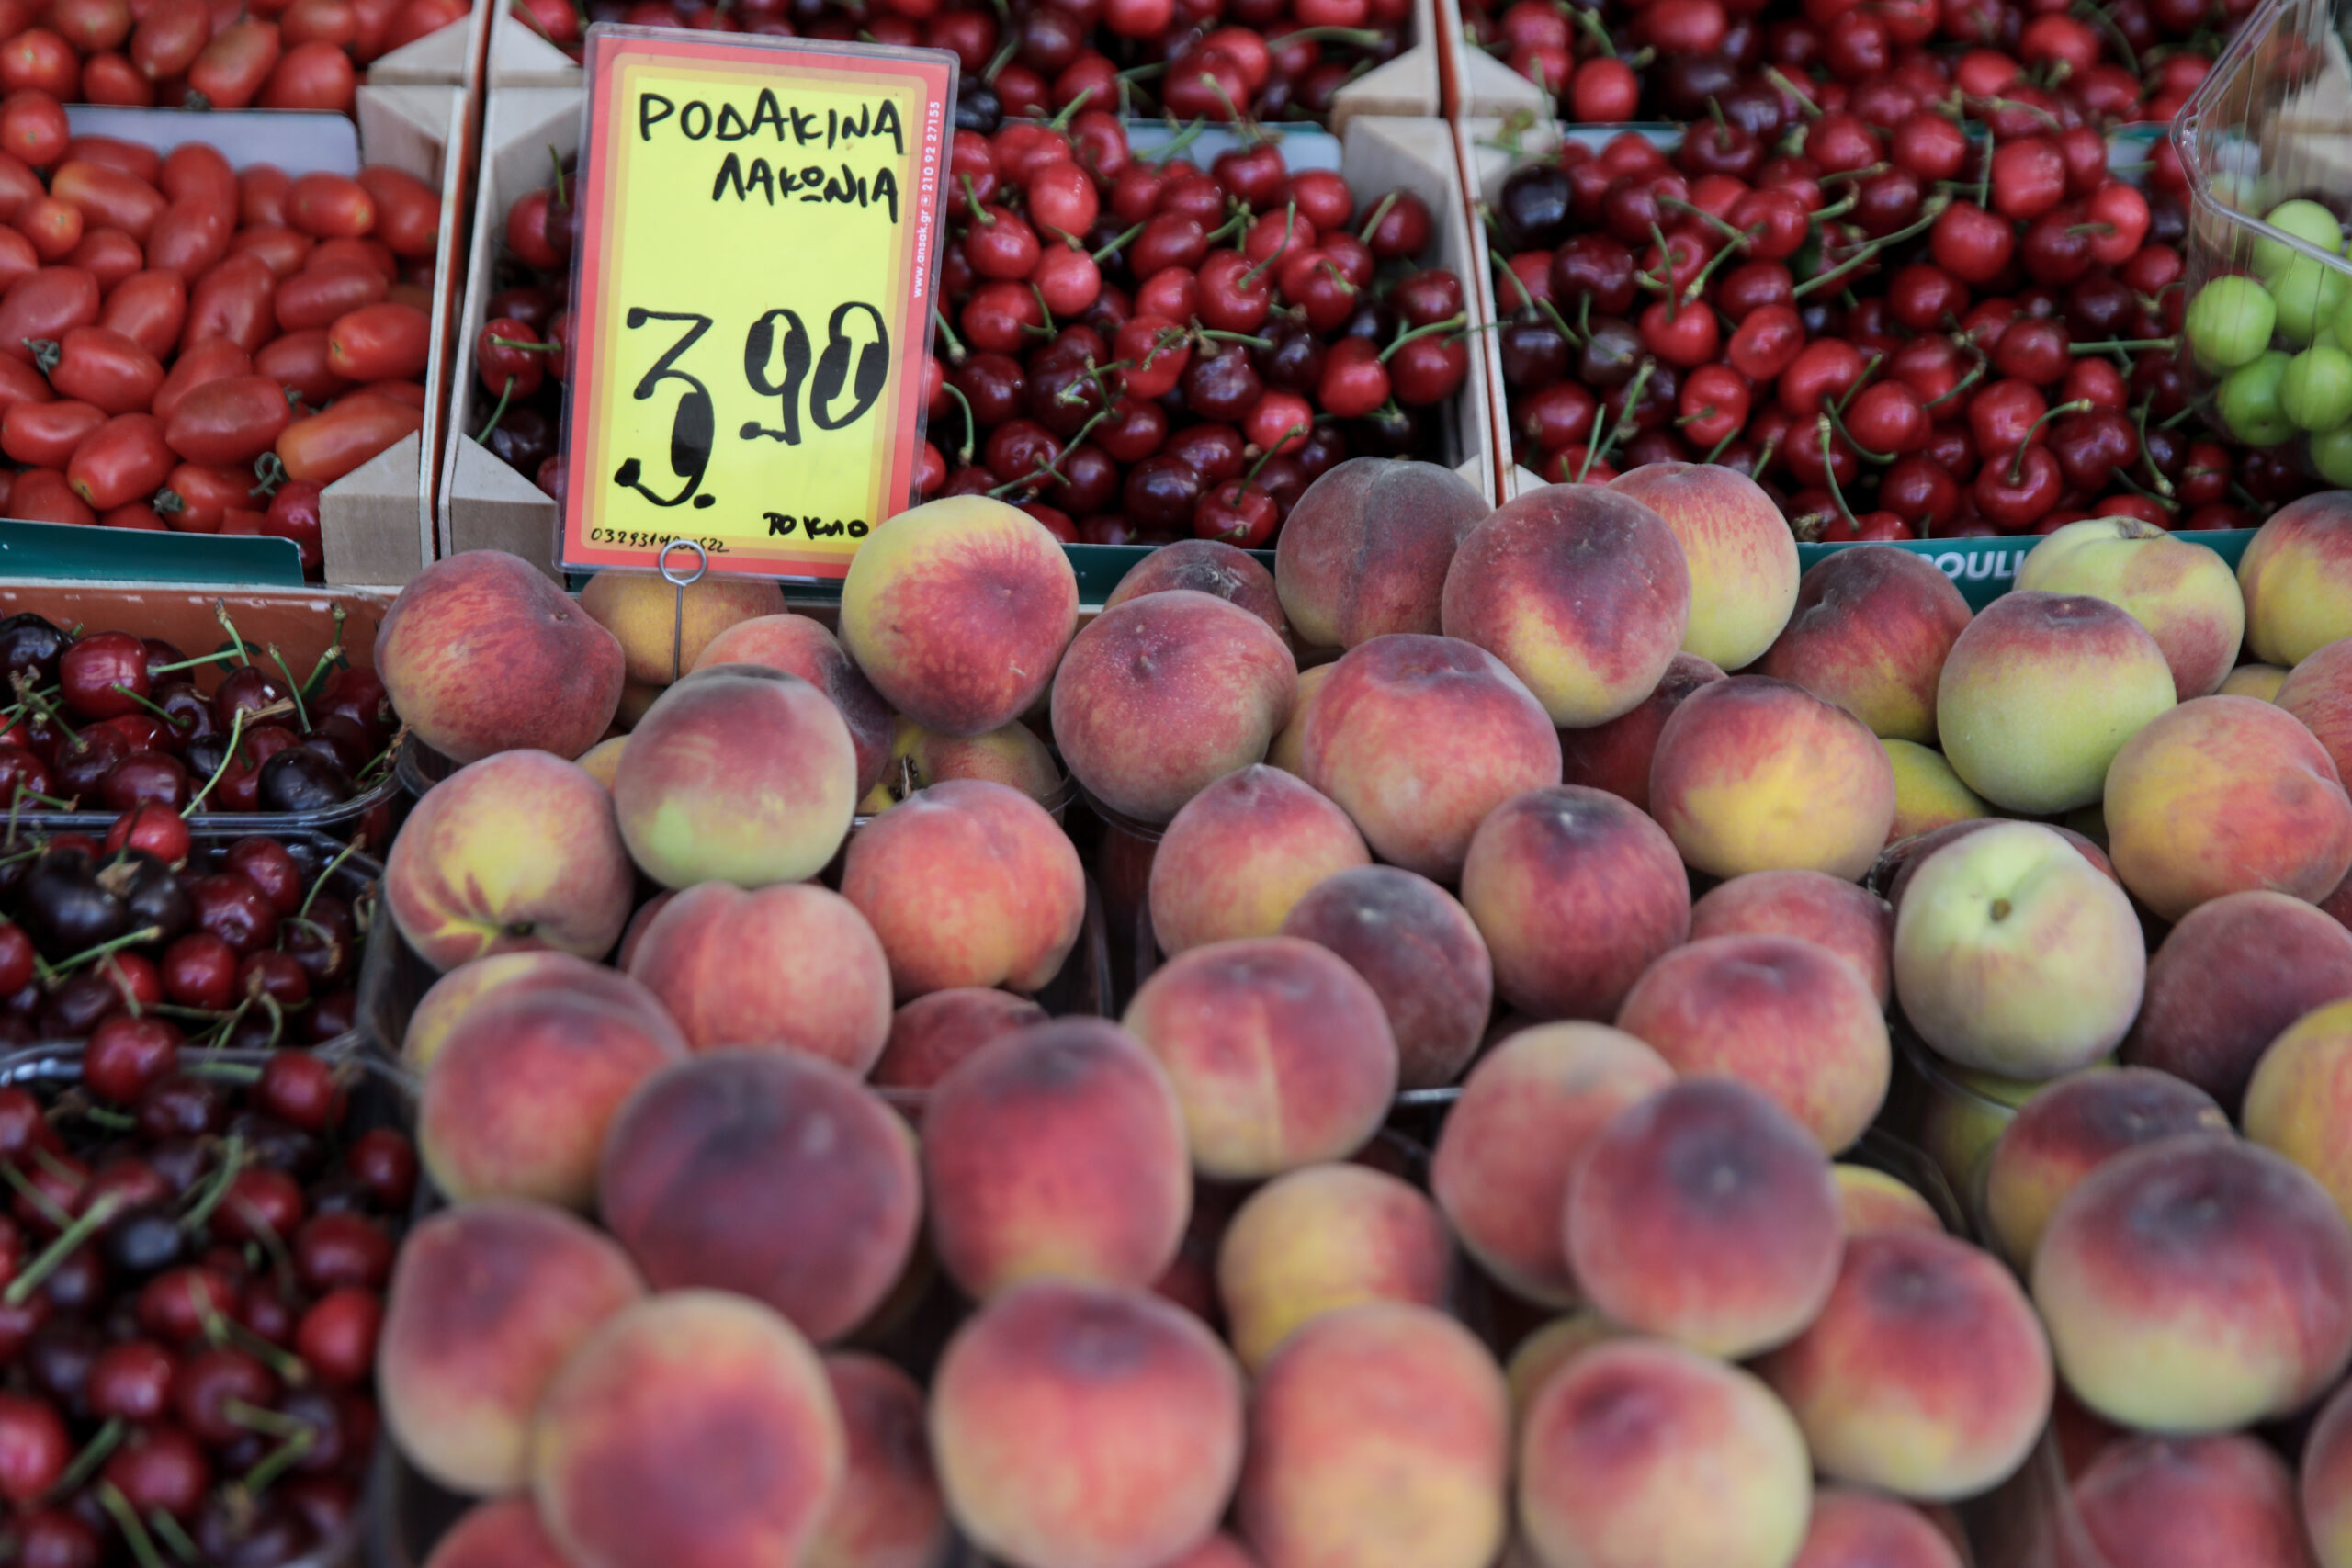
[
  {"left": 1566, "top": 1077, "right": 1844, "bottom": 1358},
  {"left": 881, "top": 715, "right": 1060, "bottom": 806},
  {"left": 1274, "top": 457, "right": 1492, "bottom": 649},
  {"left": 1301, "top": 633, "right": 1562, "bottom": 882},
  {"left": 1690, "top": 869, "right": 1894, "bottom": 1006},
  {"left": 1238, "top": 1303, "right": 1510, "bottom": 1568},
  {"left": 1758, "top": 544, "right": 1973, "bottom": 744},
  {"left": 2032, "top": 1134, "right": 2352, "bottom": 1432},
  {"left": 871, "top": 987, "right": 1049, "bottom": 1094},
  {"left": 1431, "top": 1021, "right": 1672, "bottom": 1305},
  {"left": 1609, "top": 461, "right": 1799, "bottom": 671},
  {"left": 1216, "top": 1163, "right": 1452, "bottom": 1371},
  {"left": 1557, "top": 651, "right": 1724, "bottom": 812},
  {"left": 2278, "top": 634, "right": 2352, "bottom": 784},
  {"left": 581, "top": 570, "right": 786, "bottom": 687},
  {"left": 807, "top": 1353, "right": 947, "bottom": 1568},
  {"left": 1501, "top": 1312, "right": 1623, "bottom": 1428},
  {"left": 931, "top": 1280, "right": 1244, "bottom": 1568},
  {"left": 1758, "top": 1228, "right": 2052, "bottom": 1501},
  {"left": 1148, "top": 765, "right": 1369, "bottom": 954},
  {"left": 2075, "top": 1435, "right": 2312, "bottom": 1568},
  {"left": 1615, "top": 934, "right": 1892, "bottom": 1153},
  {"left": 2016, "top": 518, "right": 2246, "bottom": 700},
  {"left": 1982, "top": 1068, "right": 2229, "bottom": 1269},
  {"left": 401, "top": 950, "right": 674, "bottom": 1072},
  {"left": 839, "top": 494, "right": 1079, "bottom": 737},
  {"left": 2123, "top": 889, "right": 2352, "bottom": 1109},
  {"left": 1279, "top": 865, "right": 1493, "bottom": 1090},
  {"left": 1107, "top": 537, "right": 1287, "bottom": 640},
  {"left": 1459, "top": 784, "right": 1690, "bottom": 1022},
  {"left": 695, "top": 612, "right": 898, "bottom": 798},
  {"left": 2236, "top": 489, "right": 2352, "bottom": 666},
  {"left": 1832, "top": 1165, "right": 1944, "bottom": 1235},
  {"left": 2245, "top": 999, "right": 2352, "bottom": 1228},
  {"left": 598, "top": 1050, "right": 920, "bottom": 1344},
  {"left": 379, "top": 1201, "right": 645, "bottom": 1495},
  {"left": 2303, "top": 1377, "right": 2352, "bottom": 1568},
  {"left": 1651, "top": 675, "right": 1897, "bottom": 881},
  {"left": 423, "top": 1499, "right": 574, "bottom": 1568},
  {"left": 1790, "top": 1490, "right": 1964, "bottom": 1568}
]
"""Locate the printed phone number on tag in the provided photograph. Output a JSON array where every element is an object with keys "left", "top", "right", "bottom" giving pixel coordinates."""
[{"left": 589, "top": 531, "right": 732, "bottom": 551}]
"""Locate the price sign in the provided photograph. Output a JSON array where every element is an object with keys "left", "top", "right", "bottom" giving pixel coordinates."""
[{"left": 560, "top": 27, "right": 956, "bottom": 580}]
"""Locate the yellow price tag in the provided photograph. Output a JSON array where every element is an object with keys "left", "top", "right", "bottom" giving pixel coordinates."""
[{"left": 560, "top": 27, "right": 956, "bottom": 581}]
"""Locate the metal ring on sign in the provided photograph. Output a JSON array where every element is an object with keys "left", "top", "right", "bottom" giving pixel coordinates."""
[{"left": 657, "top": 538, "right": 709, "bottom": 683}]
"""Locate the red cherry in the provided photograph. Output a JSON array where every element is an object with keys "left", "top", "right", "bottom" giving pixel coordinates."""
[
  {"left": 0, "top": 1393, "right": 66, "bottom": 1503},
  {"left": 84, "top": 1014, "right": 181, "bottom": 1106},
  {"left": 295, "top": 1288, "right": 380, "bottom": 1388},
  {"left": 101, "top": 802, "right": 191, "bottom": 865}
]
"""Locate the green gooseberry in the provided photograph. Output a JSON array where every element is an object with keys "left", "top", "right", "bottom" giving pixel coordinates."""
[
  {"left": 2280, "top": 344, "right": 2352, "bottom": 430},
  {"left": 2314, "top": 425, "right": 2352, "bottom": 486},
  {"left": 2255, "top": 198, "right": 2347, "bottom": 276},
  {"left": 2187, "top": 276, "right": 2277, "bottom": 371},
  {"left": 2220, "top": 350, "right": 2297, "bottom": 446},
  {"left": 2273, "top": 256, "right": 2351, "bottom": 346}
]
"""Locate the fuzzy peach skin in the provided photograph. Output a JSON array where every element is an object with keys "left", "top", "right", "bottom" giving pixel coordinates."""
[
  {"left": 581, "top": 570, "right": 786, "bottom": 688},
  {"left": 807, "top": 1353, "right": 947, "bottom": 1568},
  {"left": 1148, "top": 766, "right": 1369, "bottom": 955},
  {"left": 841, "top": 778, "right": 1087, "bottom": 998},
  {"left": 2104, "top": 695, "right": 2352, "bottom": 922},
  {"left": 1936, "top": 591, "right": 2177, "bottom": 815},
  {"left": 881, "top": 716, "right": 1059, "bottom": 806},
  {"left": 1503, "top": 1313, "right": 1623, "bottom": 1429},
  {"left": 931, "top": 1280, "right": 1244, "bottom": 1568},
  {"left": 1791, "top": 1490, "right": 1966, "bottom": 1568},
  {"left": 1053, "top": 589, "right": 1296, "bottom": 825},
  {"left": 376, "top": 549, "right": 625, "bottom": 763},
  {"left": 1460, "top": 784, "right": 1690, "bottom": 1022},
  {"left": 1238, "top": 1303, "right": 1510, "bottom": 1568},
  {"left": 386, "top": 750, "right": 635, "bottom": 971},
  {"left": 1216, "top": 1163, "right": 1452, "bottom": 1371},
  {"left": 2278, "top": 635, "right": 2352, "bottom": 785},
  {"left": 423, "top": 1499, "right": 575, "bottom": 1568},
  {"left": 1264, "top": 662, "right": 1332, "bottom": 778},
  {"left": 1518, "top": 1339, "right": 1812, "bottom": 1568},
  {"left": 1690, "top": 869, "right": 1894, "bottom": 1006},
  {"left": 1758, "top": 1228, "right": 2052, "bottom": 1501},
  {"left": 2031, "top": 1134, "right": 2352, "bottom": 1433},
  {"left": 1123, "top": 936, "right": 1397, "bottom": 1179},
  {"left": 1274, "top": 457, "right": 1493, "bottom": 649},
  {"left": 1107, "top": 537, "right": 1288, "bottom": 639},
  {"left": 872, "top": 987, "right": 1049, "bottom": 1094},
  {"left": 1891, "top": 821, "right": 2146, "bottom": 1080},
  {"left": 2124, "top": 890, "right": 2352, "bottom": 1109},
  {"left": 577, "top": 736, "right": 627, "bottom": 789},
  {"left": 1879, "top": 818, "right": 2118, "bottom": 915},
  {"left": 1615, "top": 933, "right": 1892, "bottom": 1153},
  {"left": 2076, "top": 1435, "right": 2313, "bottom": 1568},
  {"left": 1430, "top": 1022, "right": 1673, "bottom": 1307},
  {"left": 2305, "top": 1378, "right": 2352, "bottom": 1568},
  {"left": 2222, "top": 663, "right": 2289, "bottom": 700},
  {"left": 923, "top": 1019, "right": 1191, "bottom": 1302},
  {"left": 1441, "top": 483, "right": 1692, "bottom": 727},
  {"left": 1915, "top": 1061, "right": 2045, "bottom": 1213},
  {"left": 1758, "top": 544, "right": 1973, "bottom": 745},
  {"left": 1983, "top": 1068, "right": 2228, "bottom": 1269},
  {"left": 379, "top": 1201, "right": 646, "bottom": 1495},
  {"left": 1301, "top": 634, "right": 1562, "bottom": 882},
  {"left": 695, "top": 612, "right": 897, "bottom": 798},
  {"left": 2237, "top": 490, "right": 2352, "bottom": 666},
  {"left": 1608, "top": 461, "right": 1799, "bottom": 671},
  {"left": 401, "top": 950, "right": 674, "bottom": 1071},
  {"left": 611, "top": 667, "right": 858, "bottom": 890},
  {"left": 532, "top": 1291, "right": 845, "bottom": 1568},
  {"left": 2017, "top": 519, "right": 2245, "bottom": 699},
  {"left": 2245, "top": 999, "right": 2352, "bottom": 1226},
  {"left": 1882, "top": 740, "right": 1991, "bottom": 844},
  {"left": 1158, "top": 1535, "right": 1262, "bottom": 1568},
  {"left": 1832, "top": 1166, "right": 1944, "bottom": 1235},
  {"left": 1280, "top": 865, "right": 1493, "bottom": 1090},
  {"left": 838, "top": 494, "right": 1078, "bottom": 738},
  {"left": 1649, "top": 675, "right": 1896, "bottom": 881},
  {"left": 624, "top": 882, "right": 891, "bottom": 1072},
  {"left": 1557, "top": 651, "right": 1724, "bottom": 812}
]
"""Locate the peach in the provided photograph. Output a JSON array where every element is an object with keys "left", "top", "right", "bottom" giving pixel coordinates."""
[
  {"left": 1148, "top": 765, "right": 1369, "bottom": 954},
  {"left": 1557, "top": 651, "right": 1724, "bottom": 812},
  {"left": 615, "top": 891, "right": 672, "bottom": 971},
  {"left": 2075, "top": 1435, "right": 2312, "bottom": 1568},
  {"left": 1278, "top": 865, "right": 1493, "bottom": 1089},
  {"left": 2304, "top": 1377, "right": 2352, "bottom": 1568},
  {"left": 421, "top": 987, "right": 686, "bottom": 1209},
  {"left": 532, "top": 1291, "right": 844, "bottom": 1568},
  {"left": 1123, "top": 937, "right": 1397, "bottom": 1179},
  {"left": 1238, "top": 1303, "right": 1509, "bottom": 1568},
  {"left": 423, "top": 1500, "right": 573, "bottom": 1568},
  {"left": 1882, "top": 739, "right": 1990, "bottom": 843},
  {"left": 1502, "top": 1313, "right": 1623, "bottom": 1427},
  {"left": 1758, "top": 1228, "right": 2052, "bottom": 1501},
  {"left": 2124, "top": 889, "right": 2352, "bottom": 1108},
  {"left": 2104, "top": 696, "right": 2352, "bottom": 920},
  {"left": 1915, "top": 1060, "right": 2047, "bottom": 1209},
  {"left": 2245, "top": 999, "right": 2352, "bottom": 1224},
  {"left": 841, "top": 778, "right": 1087, "bottom": 998},
  {"left": 2237, "top": 489, "right": 2352, "bottom": 666},
  {"left": 380, "top": 1201, "right": 645, "bottom": 1495},
  {"left": 1832, "top": 1165, "right": 1944, "bottom": 1235},
  {"left": 807, "top": 1353, "right": 947, "bottom": 1568},
  {"left": 931, "top": 1280, "right": 1243, "bottom": 1568},
  {"left": 1566, "top": 1077, "right": 1844, "bottom": 1358},
  {"left": 2222, "top": 662, "right": 2289, "bottom": 700},
  {"left": 2278, "top": 634, "right": 2352, "bottom": 784},
  {"left": 1156, "top": 1536, "right": 1262, "bottom": 1568},
  {"left": 694, "top": 612, "right": 897, "bottom": 798},
  {"left": 1608, "top": 460, "right": 1799, "bottom": 671},
  {"left": 401, "top": 950, "right": 674, "bottom": 1071},
  {"left": 612, "top": 667, "right": 857, "bottom": 888},
  {"left": 1301, "top": 634, "right": 1561, "bottom": 882},
  {"left": 1216, "top": 1163, "right": 1452, "bottom": 1371},
  {"left": 2016, "top": 518, "right": 2246, "bottom": 699},
  {"left": 1441, "top": 483, "right": 1692, "bottom": 726},
  {"left": 1758, "top": 544, "right": 1973, "bottom": 745},
  {"left": 871, "top": 987, "right": 1049, "bottom": 1093},
  {"left": 2032, "top": 1134, "right": 2352, "bottom": 1432},
  {"left": 580, "top": 570, "right": 786, "bottom": 687},
  {"left": 376, "top": 549, "right": 626, "bottom": 763},
  {"left": 598, "top": 1050, "right": 920, "bottom": 1343},
  {"left": 1879, "top": 818, "right": 2117, "bottom": 915},
  {"left": 1052, "top": 590, "right": 1296, "bottom": 824},
  {"left": 1689, "top": 868, "right": 1894, "bottom": 1006},
  {"left": 386, "top": 750, "right": 635, "bottom": 971},
  {"left": 880, "top": 715, "right": 1059, "bottom": 806},
  {"left": 1650, "top": 675, "right": 1897, "bottom": 881},
  {"left": 1519, "top": 1339, "right": 1811, "bottom": 1568},
  {"left": 924, "top": 1018, "right": 1190, "bottom": 1300},
  {"left": 1461, "top": 784, "right": 1690, "bottom": 1024},
  {"left": 576, "top": 735, "right": 626, "bottom": 789},
  {"left": 1935, "top": 591, "right": 2176, "bottom": 815},
  {"left": 1430, "top": 1022, "right": 1673, "bottom": 1306},
  {"left": 1892, "top": 821, "right": 2146, "bottom": 1079},
  {"left": 1791, "top": 1491, "right": 1963, "bottom": 1568},
  {"left": 1107, "top": 537, "right": 1287, "bottom": 639},
  {"left": 1264, "top": 661, "right": 1331, "bottom": 777},
  {"left": 1274, "top": 457, "right": 1492, "bottom": 649},
  {"left": 1616, "top": 934, "right": 1891, "bottom": 1152},
  {"left": 839, "top": 494, "right": 1078, "bottom": 737},
  {"left": 1983, "top": 1068, "right": 2228, "bottom": 1269}
]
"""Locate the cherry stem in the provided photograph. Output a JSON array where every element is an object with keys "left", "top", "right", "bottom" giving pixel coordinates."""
[
  {"left": 0, "top": 1162, "right": 66, "bottom": 1232},
  {"left": 931, "top": 305, "right": 967, "bottom": 364},
  {"left": 146, "top": 1510, "right": 200, "bottom": 1568},
  {"left": 937, "top": 379, "right": 978, "bottom": 466},
  {"left": 49, "top": 1418, "right": 121, "bottom": 1504},
  {"left": 236, "top": 1429, "right": 315, "bottom": 1502},
  {"left": 1762, "top": 66, "right": 1819, "bottom": 117},
  {"left": 1266, "top": 24, "right": 1381, "bottom": 45},
  {"left": 182, "top": 708, "right": 248, "bottom": 818},
  {"left": 179, "top": 1134, "right": 246, "bottom": 1236},
  {"left": 10, "top": 675, "right": 74, "bottom": 741},
  {"left": 1245, "top": 423, "right": 1308, "bottom": 482},
  {"left": 2070, "top": 337, "right": 2177, "bottom": 354},
  {"left": 1578, "top": 358, "right": 1653, "bottom": 483},
  {"left": 104, "top": 684, "right": 181, "bottom": 728},
  {"left": 95, "top": 1483, "right": 166, "bottom": 1568},
  {"left": 1570, "top": 7, "right": 1616, "bottom": 56},
  {"left": 221, "top": 1400, "right": 308, "bottom": 1440},
  {"left": 1380, "top": 313, "right": 1465, "bottom": 363},
  {"left": 475, "top": 375, "right": 516, "bottom": 443},
  {"left": 1702, "top": 425, "right": 1741, "bottom": 465},
  {"left": 547, "top": 143, "right": 567, "bottom": 210},
  {"left": 1239, "top": 200, "right": 1298, "bottom": 288},
  {"left": 959, "top": 172, "right": 993, "bottom": 224},
  {"left": 1356, "top": 191, "right": 1401, "bottom": 245},
  {"left": 48, "top": 925, "right": 164, "bottom": 982},
  {"left": 1090, "top": 220, "right": 1147, "bottom": 263},
  {"left": 1816, "top": 415, "right": 1860, "bottom": 524},
  {"left": 6, "top": 1193, "right": 122, "bottom": 1307},
  {"left": 2006, "top": 399, "right": 2092, "bottom": 485},
  {"left": 266, "top": 647, "right": 308, "bottom": 730},
  {"left": 485, "top": 335, "right": 560, "bottom": 352},
  {"left": 1197, "top": 328, "right": 1273, "bottom": 348}
]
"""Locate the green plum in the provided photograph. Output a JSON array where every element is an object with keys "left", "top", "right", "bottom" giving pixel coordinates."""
[
  {"left": 2255, "top": 198, "right": 2346, "bottom": 276},
  {"left": 2280, "top": 344, "right": 2352, "bottom": 430},
  {"left": 2187, "top": 276, "right": 2277, "bottom": 371},
  {"left": 2272, "top": 256, "right": 2350, "bottom": 345},
  {"left": 2314, "top": 425, "right": 2352, "bottom": 485},
  {"left": 2220, "top": 351, "right": 2297, "bottom": 445}
]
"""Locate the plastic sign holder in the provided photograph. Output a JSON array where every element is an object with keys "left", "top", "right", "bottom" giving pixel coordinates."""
[{"left": 559, "top": 26, "right": 956, "bottom": 582}]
